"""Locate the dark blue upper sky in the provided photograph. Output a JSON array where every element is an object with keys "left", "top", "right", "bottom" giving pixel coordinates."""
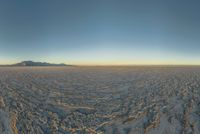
[{"left": 0, "top": 0, "right": 200, "bottom": 65}]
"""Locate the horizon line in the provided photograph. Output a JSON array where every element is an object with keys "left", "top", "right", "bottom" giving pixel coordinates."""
[
  {"left": 2, "top": 60, "right": 200, "bottom": 66},
  {"left": 2, "top": 63, "right": 200, "bottom": 67},
  {"left": 76, "top": 64, "right": 200, "bottom": 66}
]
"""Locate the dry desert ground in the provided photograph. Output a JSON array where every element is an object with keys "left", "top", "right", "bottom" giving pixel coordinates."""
[{"left": 0, "top": 66, "right": 200, "bottom": 134}]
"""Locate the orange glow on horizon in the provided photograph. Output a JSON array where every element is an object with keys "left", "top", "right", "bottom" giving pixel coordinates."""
[{"left": 1, "top": 59, "right": 200, "bottom": 66}]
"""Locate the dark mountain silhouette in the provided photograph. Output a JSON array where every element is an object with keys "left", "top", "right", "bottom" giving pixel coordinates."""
[{"left": 12, "top": 61, "right": 68, "bottom": 66}]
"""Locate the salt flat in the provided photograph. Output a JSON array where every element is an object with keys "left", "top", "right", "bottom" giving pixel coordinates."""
[{"left": 0, "top": 66, "right": 200, "bottom": 134}]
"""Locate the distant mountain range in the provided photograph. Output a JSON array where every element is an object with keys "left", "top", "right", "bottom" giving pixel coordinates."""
[{"left": 2, "top": 61, "right": 70, "bottom": 66}]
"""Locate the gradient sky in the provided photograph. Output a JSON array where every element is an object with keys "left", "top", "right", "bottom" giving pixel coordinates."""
[{"left": 0, "top": 0, "right": 200, "bottom": 65}]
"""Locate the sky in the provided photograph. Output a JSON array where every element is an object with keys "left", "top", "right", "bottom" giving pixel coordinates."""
[{"left": 0, "top": 0, "right": 200, "bottom": 65}]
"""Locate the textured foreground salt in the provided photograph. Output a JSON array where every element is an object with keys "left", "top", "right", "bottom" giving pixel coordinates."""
[{"left": 0, "top": 66, "right": 200, "bottom": 134}]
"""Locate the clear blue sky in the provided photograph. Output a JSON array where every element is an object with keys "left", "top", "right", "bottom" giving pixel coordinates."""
[{"left": 0, "top": 0, "right": 200, "bottom": 65}]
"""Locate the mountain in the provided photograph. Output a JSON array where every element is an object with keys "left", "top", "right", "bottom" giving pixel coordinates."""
[{"left": 12, "top": 61, "right": 68, "bottom": 66}]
